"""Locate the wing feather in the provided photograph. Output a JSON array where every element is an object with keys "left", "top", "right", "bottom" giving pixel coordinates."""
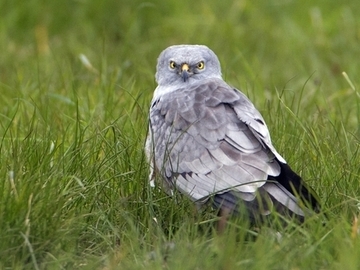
[
  {"left": 231, "top": 90, "right": 286, "bottom": 163},
  {"left": 148, "top": 78, "right": 284, "bottom": 202}
]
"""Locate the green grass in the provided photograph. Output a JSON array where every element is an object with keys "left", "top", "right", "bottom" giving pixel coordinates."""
[{"left": 0, "top": 0, "right": 359, "bottom": 269}]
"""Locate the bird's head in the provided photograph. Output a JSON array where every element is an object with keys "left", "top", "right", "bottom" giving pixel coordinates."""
[{"left": 155, "top": 45, "right": 222, "bottom": 86}]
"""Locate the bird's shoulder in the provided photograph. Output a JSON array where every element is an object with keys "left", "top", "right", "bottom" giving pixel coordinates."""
[
  {"left": 149, "top": 78, "right": 274, "bottom": 156},
  {"left": 150, "top": 78, "right": 262, "bottom": 133},
  {"left": 148, "top": 78, "right": 285, "bottom": 199}
]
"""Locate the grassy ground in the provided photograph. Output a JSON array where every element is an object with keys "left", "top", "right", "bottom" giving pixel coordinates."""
[{"left": 0, "top": 0, "right": 359, "bottom": 269}]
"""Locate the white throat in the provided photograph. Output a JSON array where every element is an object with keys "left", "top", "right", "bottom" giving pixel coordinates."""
[
  {"left": 153, "top": 74, "right": 222, "bottom": 101},
  {"left": 152, "top": 85, "right": 178, "bottom": 101}
]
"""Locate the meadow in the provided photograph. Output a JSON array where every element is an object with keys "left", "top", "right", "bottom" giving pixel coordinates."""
[{"left": 0, "top": 0, "right": 359, "bottom": 269}]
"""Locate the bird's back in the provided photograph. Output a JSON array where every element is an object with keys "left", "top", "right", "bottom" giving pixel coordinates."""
[{"left": 147, "top": 78, "right": 320, "bottom": 222}]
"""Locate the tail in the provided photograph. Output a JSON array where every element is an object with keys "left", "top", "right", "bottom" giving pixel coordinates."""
[
  {"left": 212, "top": 163, "right": 321, "bottom": 224},
  {"left": 267, "top": 162, "right": 321, "bottom": 213}
]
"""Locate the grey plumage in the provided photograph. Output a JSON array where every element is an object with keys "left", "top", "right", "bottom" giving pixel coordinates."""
[{"left": 146, "top": 45, "right": 320, "bottom": 224}]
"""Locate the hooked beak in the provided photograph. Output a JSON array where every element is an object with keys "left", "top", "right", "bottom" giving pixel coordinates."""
[{"left": 181, "top": 63, "right": 190, "bottom": 82}]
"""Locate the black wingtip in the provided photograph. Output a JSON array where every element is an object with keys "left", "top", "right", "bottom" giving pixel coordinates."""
[
  {"left": 268, "top": 162, "right": 321, "bottom": 213},
  {"left": 211, "top": 162, "right": 322, "bottom": 226}
]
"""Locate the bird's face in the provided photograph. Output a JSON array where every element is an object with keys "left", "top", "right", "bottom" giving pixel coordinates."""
[{"left": 155, "top": 45, "right": 222, "bottom": 86}]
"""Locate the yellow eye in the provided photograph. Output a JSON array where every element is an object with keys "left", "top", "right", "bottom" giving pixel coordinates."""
[
  {"left": 197, "top": 61, "right": 205, "bottom": 70},
  {"left": 169, "top": 61, "right": 176, "bottom": 69}
]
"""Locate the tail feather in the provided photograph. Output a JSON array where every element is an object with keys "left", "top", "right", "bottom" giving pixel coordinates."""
[
  {"left": 268, "top": 162, "right": 321, "bottom": 212},
  {"left": 212, "top": 162, "right": 321, "bottom": 224}
]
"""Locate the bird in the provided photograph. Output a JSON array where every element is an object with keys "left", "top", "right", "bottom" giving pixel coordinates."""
[{"left": 145, "top": 44, "right": 320, "bottom": 232}]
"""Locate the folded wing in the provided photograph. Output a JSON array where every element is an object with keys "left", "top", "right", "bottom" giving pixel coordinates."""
[{"left": 148, "top": 78, "right": 317, "bottom": 218}]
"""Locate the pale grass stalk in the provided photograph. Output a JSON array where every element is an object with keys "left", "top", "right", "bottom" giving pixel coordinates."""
[
  {"left": 342, "top": 71, "right": 359, "bottom": 99},
  {"left": 8, "top": 170, "right": 18, "bottom": 200},
  {"left": 21, "top": 194, "right": 39, "bottom": 270}
]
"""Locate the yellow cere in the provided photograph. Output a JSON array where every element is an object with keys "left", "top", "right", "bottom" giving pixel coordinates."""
[{"left": 181, "top": 63, "right": 190, "bottom": 71}]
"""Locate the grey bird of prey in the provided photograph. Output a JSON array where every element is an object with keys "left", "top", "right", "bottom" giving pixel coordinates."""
[{"left": 146, "top": 45, "right": 320, "bottom": 231}]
